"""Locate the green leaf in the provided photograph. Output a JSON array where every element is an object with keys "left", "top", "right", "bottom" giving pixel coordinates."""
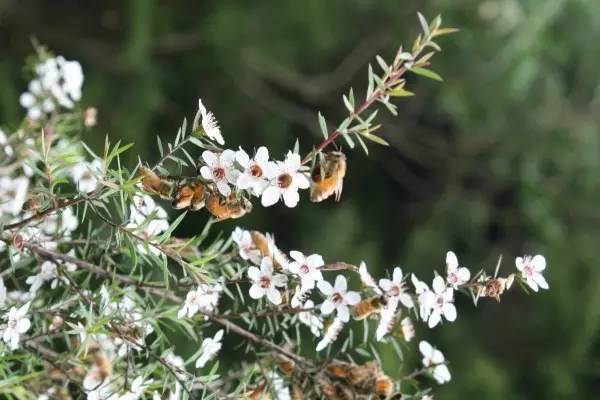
[
  {"left": 317, "top": 112, "right": 329, "bottom": 139},
  {"left": 389, "top": 87, "right": 415, "bottom": 97},
  {"left": 410, "top": 66, "right": 443, "bottom": 82},
  {"left": 341, "top": 132, "right": 355, "bottom": 149},
  {"left": 362, "top": 131, "right": 389, "bottom": 146}
]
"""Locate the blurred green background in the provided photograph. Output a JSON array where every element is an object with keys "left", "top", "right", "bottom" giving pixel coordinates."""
[{"left": 1, "top": 0, "right": 599, "bottom": 398}]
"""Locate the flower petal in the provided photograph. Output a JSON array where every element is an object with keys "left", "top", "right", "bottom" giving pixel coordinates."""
[
  {"left": 261, "top": 186, "right": 280, "bottom": 207},
  {"left": 533, "top": 273, "right": 549, "bottom": 290},
  {"left": 202, "top": 151, "right": 218, "bottom": 167},
  {"left": 235, "top": 148, "right": 250, "bottom": 167},
  {"left": 446, "top": 251, "right": 458, "bottom": 271},
  {"left": 266, "top": 288, "right": 282, "bottom": 305},
  {"left": 345, "top": 291, "right": 361, "bottom": 305},
  {"left": 249, "top": 284, "right": 264, "bottom": 299},
  {"left": 432, "top": 276, "right": 446, "bottom": 294},
  {"left": 317, "top": 280, "right": 333, "bottom": 295},
  {"left": 334, "top": 275, "right": 347, "bottom": 292},
  {"left": 428, "top": 310, "right": 441, "bottom": 328},
  {"left": 282, "top": 189, "right": 300, "bottom": 208},
  {"left": 532, "top": 255, "right": 546, "bottom": 271},
  {"left": 255, "top": 146, "right": 269, "bottom": 162},
  {"left": 247, "top": 266, "right": 261, "bottom": 282},
  {"left": 442, "top": 303, "right": 456, "bottom": 322},
  {"left": 320, "top": 300, "right": 335, "bottom": 315}
]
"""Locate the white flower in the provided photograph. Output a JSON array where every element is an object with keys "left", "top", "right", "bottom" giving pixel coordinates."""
[
  {"left": 197, "top": 99, "right": 224, "bottom": 145},
  {"left": 164, "top": 351, "right": 185, "bottom": 377},
  {"left": 376, "top": 299, "right": 398, "bottom": 341},
  {"left": 126, "top": 195, "right": 169, "bottom": 255},
  {"left": 297, "top": 299, "right": 323, "bottom": 337},
  {"left": 419, "top": 340, "right": 451, "bottom": 384},
  {"left": 247, "top": 257, "right": 288, "bottom": 305},
  {"left": 42, "top": 207, "right": 79, "bottom": 236},
  {"left": 196, "top": 329, "right": 224, "bottom": 368},
  {"left": 379, "top": 267, "right": 414, "bottom": 308},
  {"left": 235, "top": 146, "right": 276, "bottom": 196},
  {"left": 421, "top": 276, "right": 456, "bottom": 328},
  {"left": 118, "top": 376, "right": 153, "bottom": 400},
  {"left": 516, "top": 254, "right": 548, "bottom": 292},
  {"left": 20, "top": 56, "right": 83, "bottom": 120},
  {"left": 265, "top": 371, "right": 291, "bottom": 400},
  {"left": 288, "top": 250, "right": 324, "bottom": 292},
  {"left": 2, "top": 302, "right": 31, "bottom": 350},
  {"left": 358, "top": 262, "right": 382, "bottom": 294},
  {"left": 317, "top": 275, "right": 361, "bottom": 322},
  {"left": 445, "top": 251, "right": 470, "bottom": 288},
  {"left": 177, "top": 284, "right": 222, "bottom": 318},
  {"left": 400, "top": 317, "right": 415, "bottom": 342},
  {"left": 231, "top": 227, "right": 262, "bottom": 264},
  {"left": 26, "top": 260, "right": 59, "bottom": 293},
  {"left": 199, "top": 150, "right": 239, "bottom": 196},
  {"left": 316, "top": 317, "right": 345, "bottom": 351},
  {"left": 411, "top": 274, "right": 432, "bottom": 321},
  {"left": 0, "top": 176, "right": 29, "bottom": 215},
  {"left": 71, "top": 159, "right": 103, "bottom": 193},
  {"left": 261, "top": 152, "right": 310, "bottom": 208}
]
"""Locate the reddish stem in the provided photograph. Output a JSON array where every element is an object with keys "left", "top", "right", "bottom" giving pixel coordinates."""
[{"left": 301, "top": 66, "right": 407, "bottom": 165}]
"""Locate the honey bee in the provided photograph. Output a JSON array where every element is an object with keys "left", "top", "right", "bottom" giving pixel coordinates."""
[
  {"left": 22, "top": 196, "right": 42, "bottom": 212},
  {"left": 291, "top": 385, "right": 304, "bottom": 400},
  {"left": 347, "top": 361, "right": 380, "bottom": 387},
  {"left": 205, "top": 191, "right": 252, "bottom": 220},
  {"left": 374, "top": 374, "right": 394, "bottom": 397},
  {"left": 244, "top": 384, "right": 271, "bottom": 400},
  {"left": 92, "top": 350, "right": 113, "bottom": 380},
  {"left": 138, "top": 166, "right": 173, "bottom": 199},
  {"left": 275, "top": 355, "right": 295, "bottom": 376},
  {"left": 310, "top": 151, "right": 346, "bottom": 202},
  {"left": 172, "top": 181, "right": 206, "bottom": 210},
  {"left": 352, "top": 296, "right": 387, "bottom": 321},
  {"left": 251, "top": 231, "right": 271, "bottom": 257},
  {"left": 326, "top": 361, "right": 352, "bottom": 380}
]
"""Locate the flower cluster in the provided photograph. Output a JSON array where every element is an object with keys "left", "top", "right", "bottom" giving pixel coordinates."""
[
  {"left": 19, "top": 54, "right": 83, "bottom": 121},
  {"left": 0, "top": 15, "right": 552, "bottom": 400}
]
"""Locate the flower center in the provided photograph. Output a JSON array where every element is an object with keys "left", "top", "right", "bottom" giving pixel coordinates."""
[
  {"left": 332, "top": 292, "right": 343, "bottom": 304},
  {"left": 249, "top": 164, "right": 263, "bottom": 177},
  {"left": 523, "top": 265, "right": 534, "bottom": 277},
  {"left": 390, "top": 285, "right": 400, "bottom": 297},
  {"left": 448, "top": 273, "right": 458, "bottom": 284},
  {"left": 213, "top": 167, "right": 225, "bottom": 180},
  {"left": 436, "top": 296, "right": 445, "bottom": 308},
  {"left": 300, "top": 264, "right": 310, "bottom": 274},
  {"left": 260, "top": 276, "right": 271, "bottom": 289},
  {"left": 277, "top": 173, "right": 292, "bottom": 189}
]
